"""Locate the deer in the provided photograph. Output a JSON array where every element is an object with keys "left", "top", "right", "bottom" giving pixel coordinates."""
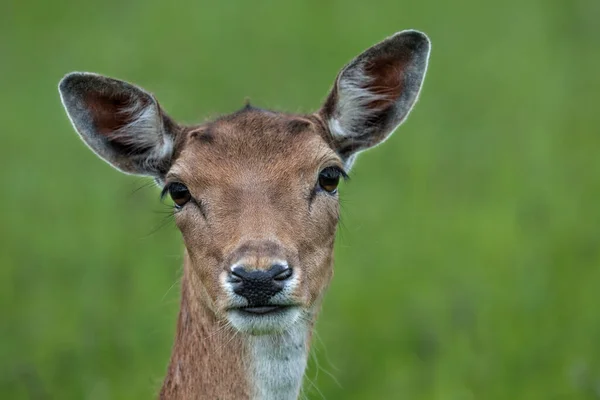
[{"left": 58, "top": 30, "right": 431, "bottom": 400}]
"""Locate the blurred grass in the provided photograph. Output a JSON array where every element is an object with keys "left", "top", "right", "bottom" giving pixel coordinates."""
[{"left": 2, "top": 0, "right": 600, "bottom": 398}]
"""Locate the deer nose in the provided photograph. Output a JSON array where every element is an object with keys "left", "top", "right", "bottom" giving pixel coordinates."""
[{"left": 229, "top": 263, "right": 293, "bottom": 305}]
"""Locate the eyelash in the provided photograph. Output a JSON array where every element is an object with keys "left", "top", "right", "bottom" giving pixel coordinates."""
[
  {"left": 322, "top": 166, "right": 349, "bottom": 181},
  {"left": 159, "top": 186, "right": 170, "bottom": 201}
]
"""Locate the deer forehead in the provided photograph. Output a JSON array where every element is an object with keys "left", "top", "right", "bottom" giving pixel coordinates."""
[{"left": 170, "top": 109, "right": 341, "bottom": 188}]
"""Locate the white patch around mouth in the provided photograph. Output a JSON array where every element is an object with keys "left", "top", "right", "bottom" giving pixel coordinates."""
[{"left": 227, "top": 306, "right": 301, "bottom": 335}]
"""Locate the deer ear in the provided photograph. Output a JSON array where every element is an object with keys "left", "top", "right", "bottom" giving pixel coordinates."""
[
  {"left": 319, "top": 30, "right": 431, "bottom": 169},
  {"left": 58, "top": 72, "right": 177, "bottom": 178}
]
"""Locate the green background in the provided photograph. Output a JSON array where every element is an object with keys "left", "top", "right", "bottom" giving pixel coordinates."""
[{"left": 2, "top": 0, "right": 600, "bottom": 398}]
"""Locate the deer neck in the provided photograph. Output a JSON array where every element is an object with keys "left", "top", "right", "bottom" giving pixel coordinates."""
[{"left": 160, "top": 253, "right": 313, "bottom": 400}]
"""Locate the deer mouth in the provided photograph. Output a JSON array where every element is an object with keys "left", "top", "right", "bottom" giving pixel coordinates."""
[
  {"left": 237, "top": 305, "right": 292, "bottom": 315},
  {"left": 227, "top": 304, "right": 301, "bottom": 334}
]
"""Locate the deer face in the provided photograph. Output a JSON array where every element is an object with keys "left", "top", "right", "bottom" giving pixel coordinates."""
[
  {"left": 168, "top": 112, "right": 342, "bottom": 333},
  {"left": 59, "top": 30, "right": 430, "bottom": 335}
]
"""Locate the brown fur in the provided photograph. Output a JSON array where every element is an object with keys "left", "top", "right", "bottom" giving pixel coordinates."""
[
  {"left": 160, "top": 252, "right": 250, "bottom": 399},
  {"left": 161, "top": 109, "right": 339, "bottom": 398}
]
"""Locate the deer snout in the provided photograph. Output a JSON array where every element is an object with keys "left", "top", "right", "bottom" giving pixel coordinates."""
[{"left": 228, "top": 263, "right": 294, "bottom": 306}]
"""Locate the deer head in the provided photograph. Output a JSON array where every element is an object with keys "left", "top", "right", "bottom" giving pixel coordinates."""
[{"left": 58, "top": 30, "right": 430, "bottom": 339}]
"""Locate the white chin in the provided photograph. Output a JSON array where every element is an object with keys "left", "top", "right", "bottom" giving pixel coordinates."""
[{"left": 227, "top": 306, "right": 301, "bottom": 335}]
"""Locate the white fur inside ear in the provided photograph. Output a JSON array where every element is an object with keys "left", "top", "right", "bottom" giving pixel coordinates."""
[
  {"left": 328, "top": 67, "right": 387, "bottom": 139},
  {"left": 112, "top": 98, "right": 173, "bottom": 169},
  {"left": 328, "top": 118, "right": 344, "bottom": 138}
]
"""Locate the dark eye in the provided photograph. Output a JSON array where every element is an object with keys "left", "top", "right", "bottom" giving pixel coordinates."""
[
  {"left": 167, "top": 182, "right": 191, "bottom": 208},
  {"left": 318, "top": 167, "right": 342, "bottom": 194}
]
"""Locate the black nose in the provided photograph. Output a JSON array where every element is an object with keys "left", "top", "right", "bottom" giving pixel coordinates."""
[{"left": 229, "top": 264, "right": 293, "bottom": 305}]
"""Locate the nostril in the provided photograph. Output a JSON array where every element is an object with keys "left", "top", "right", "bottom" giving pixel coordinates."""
[
  {"left": 273, "top": 266, "right": 293, "bottom": 281},
  {"left": 230, "top": 266, "right": 247, "bottom": 279},
  {"left": 228, "top": 266, "right": 245, "bottom": 288}
]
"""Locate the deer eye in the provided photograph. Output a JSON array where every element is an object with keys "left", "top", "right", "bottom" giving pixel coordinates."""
[
  {"left": 166, "top": 182, "right": 191, "bottom": 208},
  {"left": 318, "top": 167, "right": 343, "bottom": 194}
]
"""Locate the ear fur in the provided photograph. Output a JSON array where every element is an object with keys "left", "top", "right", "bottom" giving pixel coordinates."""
[
  {"left": 320, "top": 30, "right": 431, "bottom": 169},
  {"left": 59, "top": 72, "right": 177, "bottom": 178}
]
